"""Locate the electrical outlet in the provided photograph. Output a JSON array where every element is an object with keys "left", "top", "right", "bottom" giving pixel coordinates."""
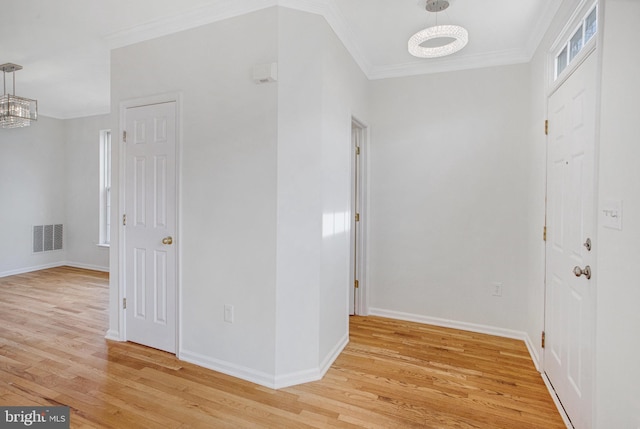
[
  {"left": 491, "top": 282, "right": 503, "bottom": 297},
  {"left": 224, "top": 304, "right": 234, "bottom": 323}
]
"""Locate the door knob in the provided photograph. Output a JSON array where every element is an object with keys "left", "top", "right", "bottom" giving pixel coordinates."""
[
  {"left": 573, "top": 265, "right": 591, "bottom": 279},
  {"left": 162, "top": 236, "right": 173, "bottom": 245}
]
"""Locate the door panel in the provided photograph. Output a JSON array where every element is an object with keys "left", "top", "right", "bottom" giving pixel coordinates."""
[
  {"left": 545, "top": 53, "right": 596, "bottom": 428},
  {"left": 125, "top": 101, "right": 177, "bottom": 354}
]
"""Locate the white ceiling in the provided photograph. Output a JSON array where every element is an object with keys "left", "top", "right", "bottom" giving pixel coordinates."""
[{"left": 0, "top": 0, "right": 562, "bottom": 119}]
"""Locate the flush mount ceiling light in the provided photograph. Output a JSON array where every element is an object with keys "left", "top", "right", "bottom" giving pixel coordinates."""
[
  {"left": 1, "top": 63, "right": 38, "bottom": 129},
  {"left": 408, "top": 0, "right": 468, "bottom": 58}
]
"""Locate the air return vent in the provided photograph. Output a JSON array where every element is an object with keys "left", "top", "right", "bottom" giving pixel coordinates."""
[{"left": 33, "top": 224, "right": 63, "bottom": 253}]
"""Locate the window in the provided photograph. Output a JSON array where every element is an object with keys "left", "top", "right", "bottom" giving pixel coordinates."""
[
  {"left": 99, "top": 130, "right": 111, "bottom": 246},
  {"left": 555, "top": 3, "right": 598, "bottom": 80}
]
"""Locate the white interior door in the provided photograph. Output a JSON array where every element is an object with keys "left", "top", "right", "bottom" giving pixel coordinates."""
[
  {"left": 545, "top": 52, "right": 597, "bottom": 428},
  {"left": 124, "top": 101, "right": 177, "bottom": 354}
]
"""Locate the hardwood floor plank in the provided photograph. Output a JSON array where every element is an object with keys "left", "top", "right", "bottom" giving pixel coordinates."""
[{"left": 0, "top": 267, "right": 565, "bottom": 428}]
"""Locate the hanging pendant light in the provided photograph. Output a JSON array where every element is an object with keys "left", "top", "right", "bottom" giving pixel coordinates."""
[
  {"left": 1, "top": 63, "right": 38, "bottom": 129},
  {"left": 408, "top": 0, "right": 468, "bottom": 58}
]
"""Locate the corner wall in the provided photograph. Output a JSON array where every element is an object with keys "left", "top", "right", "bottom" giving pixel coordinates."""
[{"left": 275, "top": 7, "right": 369, "bottom": 385}]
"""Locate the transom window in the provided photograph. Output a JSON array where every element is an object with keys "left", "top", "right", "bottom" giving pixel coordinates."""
[{"left": 555, "top": 4, "right": 598, "bottom": 80}]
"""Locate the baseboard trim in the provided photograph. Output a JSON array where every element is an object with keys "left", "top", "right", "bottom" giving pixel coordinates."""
[
  {"left": 369, "top": 307, "right": 527, "bottom": 339},
  {"left": 179, "top": 349, "right": 277, "bottom": 389},
  {"left": 180, "top": 332, "right": 349, "bottom": 390},
  {"left": 368, "top": 307, "right": 542, "bottom": 369},
  {"left": 63, "top": 261, "right": 109, "bottom": 273},
  {"left": 524, "top": 331, "right": 541, "bottom": 371},
  {"left": 0, "top": 261, "right": 109, "bottom": 278},
  {"left": 541, "top": 372, "right": 574, "bottom": 428},
  {"left": 104, "top": 329, "right": 123, "bottom": 342},
  {"left": 274, "top": 331, "right": 350, "bottom": 389},
  {"left": 0, "top": 262, "right": 66, "bottom": 278}
]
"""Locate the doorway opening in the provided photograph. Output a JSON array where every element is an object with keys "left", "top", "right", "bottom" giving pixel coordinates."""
[{"left": 350, "top": 119, "right": 367, "bottom": 316}]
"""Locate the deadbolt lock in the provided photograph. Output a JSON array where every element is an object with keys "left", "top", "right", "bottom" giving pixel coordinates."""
[{"left": 583, "top": 238, "right": 592, "bottom": 251}]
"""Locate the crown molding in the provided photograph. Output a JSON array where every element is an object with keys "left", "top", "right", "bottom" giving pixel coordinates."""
[
  {"left": 524, "top": 0, "right": 565, "bottom": 59},
  {"left": 104, "top": 0, "right": 277, "bottom": 49},
  {"left": 103, "top": 0, "right": 553, "bottom": 81},
  {"left": 368, "top": 48, "right": 530, "bottom": 80},
  {"left": 321, "top": 0, "right": 373, "bottom": 77}
]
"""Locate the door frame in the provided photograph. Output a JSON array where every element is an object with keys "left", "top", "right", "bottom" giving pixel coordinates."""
[
  {"left": 118, "top": 92, "right": 183, "bottom": 356},
  {"left": 542, "top": 1, "right": 602, "bottom": 426},
  {"left": 350, "top": 116, "right": 369, "bottom": 316}
]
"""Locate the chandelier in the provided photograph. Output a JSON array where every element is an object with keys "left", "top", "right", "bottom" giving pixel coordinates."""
[
  {"left": 408, "top": 0, "right": 468, "bottom": 58},
  {"left": 1, "top": 63, "right": 38, "bottom": 129}
]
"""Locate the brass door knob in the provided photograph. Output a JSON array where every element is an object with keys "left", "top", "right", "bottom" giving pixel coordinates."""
[
  {"left": 573, "top": 265, "right": 591, "bottom": 279},
  {"left": 162, "top": 236, "right": 173, "bottom": 245}
]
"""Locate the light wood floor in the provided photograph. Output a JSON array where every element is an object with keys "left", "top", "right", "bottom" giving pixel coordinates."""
[{"left": 0, "top": 267, "right": 565, "bottom": 428}]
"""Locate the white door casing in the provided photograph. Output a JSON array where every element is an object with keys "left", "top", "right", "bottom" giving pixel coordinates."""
[
  {"left": 545, "top": 52, "right": 597, "bottom": 429},
  {"left": 124, "top": 101, "right": 178, "bottom": 354},
  {"left": 351, "top": 120, "right": 366, "bottom": 316}
]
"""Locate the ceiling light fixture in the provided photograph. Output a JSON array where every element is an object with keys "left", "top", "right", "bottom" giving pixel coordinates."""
[
  {"left": 408, "top": 0, "right": 468, "bottom": 58},
  {"left": 1, "top": 63, "right": 38, "bottom": 129}
]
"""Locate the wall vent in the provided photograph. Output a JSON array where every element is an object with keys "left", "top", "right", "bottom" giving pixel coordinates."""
[{"left": 33, "top": 224, "right": 63, "bottom": 253}]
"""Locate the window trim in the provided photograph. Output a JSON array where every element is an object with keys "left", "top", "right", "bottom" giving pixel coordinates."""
[
  {"left": 553, "top": 2, "right": 598, "bottom": 83},
  {"left": 99, "top": 129, "right": 112, "bottom": 246}
]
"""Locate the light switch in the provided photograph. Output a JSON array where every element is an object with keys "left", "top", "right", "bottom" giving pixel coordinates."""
[{"left": 601, "top": 200, "right": 622, "bottom": 230}]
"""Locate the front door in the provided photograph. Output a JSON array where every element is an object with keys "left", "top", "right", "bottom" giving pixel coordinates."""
[
  {"left": 124, "top": 101, "right": 177, "bottom": 353},
  {"left": 544, "top": 52, "right": 597, "bottom": 428}
]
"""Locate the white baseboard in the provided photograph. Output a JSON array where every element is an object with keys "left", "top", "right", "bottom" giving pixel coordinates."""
[
  {"left": 367, "top": 308, "right": 574, "bottom": 424},
  {"left": 524, "top": 331, "right": 541, "bottom": 371},
  {"left": 369, "top": 307, "right": 527, "bottom": 339},
  {"left": 369, "top": 307, "right": 542, "bottom": 368},
  {"left": 0, "top": 261, "right": 109, "bottom": 278},
  {"left": 0, "top": 262, "right": 66, "bottom": 278},
  {"left": 63, "top": 261, "right": 109, "bottom": 273},
  {"left": 275, "top": 331, "right": 349, "bottom": 389},
  {"left": 180, "top": 332, "right": 349, "bottom": 390},
  {"left": 104, "top": 329, "right": 123, "bottom": 341},
  {"left": 179, "top": 349, "right": 277, "bottom": 389}
]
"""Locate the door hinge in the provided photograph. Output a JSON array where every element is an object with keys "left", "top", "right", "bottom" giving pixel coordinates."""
[
  {"left": 123, "top": 214, "right": 127, "bottom": 226},
  {"left": 355, "top": 213, "right": 360, "bottom": 222},
  {"left": 356, "top": 146, "right": 361, "bottom": 155},
  {"left": 354, "top": 280, "right": 359, "bottom": 289},
  {"left": 543, "top": 225, "right": 547, "bottom": 241},
  {"left": 544, "top": 120, "right": 549, "bottom": 136},
  {"left": 123, "top": 298, "right": 127, "bottom": 309},
  {"left": 541, "top": 331, "right": 546, "bottom": 348},
  {"left": 123, "top": 130, "right": 127, "bottom": 142}
]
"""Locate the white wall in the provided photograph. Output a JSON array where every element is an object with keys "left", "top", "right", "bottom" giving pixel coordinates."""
[
  {"left": 65, "top": 114, "right": 111, "bottom": 271},
  {"left": 275, "top": 7, "right": 369, "bottom": 383},
  {"left": 0, "top": 117, "right": 67, "bottom": 276},
  {"left": 110, "top": 8, "right": 279, "bottom": 381},
  {"left": 595, "top": 1, "right": 640, "bottom": 426},
  {"left": 368, "top": 65, "right": 532, "bottom": 335}
]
